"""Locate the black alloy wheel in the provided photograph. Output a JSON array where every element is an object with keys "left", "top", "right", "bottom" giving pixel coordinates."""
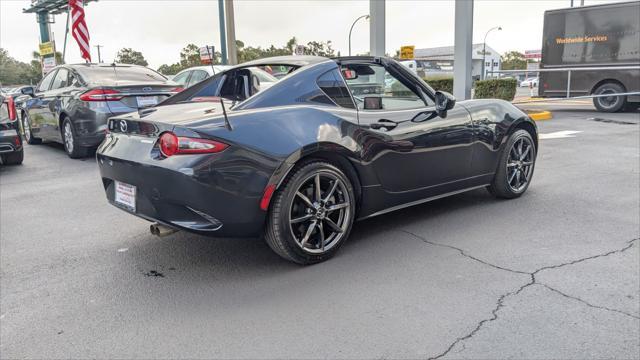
[
  {"left": 488, "top": 129, "right": 536, "bottom": 199},
  {"left": 265, "top": 161, "right": 356, "bottom": 265}
]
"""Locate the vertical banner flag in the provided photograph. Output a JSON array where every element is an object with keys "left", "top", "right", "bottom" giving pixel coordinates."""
[{"left": 69, "top": 0, "right": 91, "bottom": 62}]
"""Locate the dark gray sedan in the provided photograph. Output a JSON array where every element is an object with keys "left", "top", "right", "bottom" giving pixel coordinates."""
[{"left": 19, "top": 64, "right": 181, "bottom": 158}]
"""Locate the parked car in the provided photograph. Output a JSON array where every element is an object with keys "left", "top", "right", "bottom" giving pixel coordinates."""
[
  {"left": 19, "top": 63, "right": 181, "bottom": 158},
  {"left": 171, "top": 65, "right": 278, "bottom": 91},
  {"left": 97, "top": 55, "right": 538, "bottom": 265},
  {"left": 0, "top": 95, "right": 24, "bottom": 165},
  {"left": 520, "top": 77, "right": 539, "bottom": 87}
]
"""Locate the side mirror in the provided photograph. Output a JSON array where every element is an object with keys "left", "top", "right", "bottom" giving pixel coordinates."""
[
  {"left": 434, "top": 90, "right": 455, "bottom": 117},
  {"left": 341, "top": 69, "right": 358, "bottom": 80},
  {"left": 21, "top": 87, "right": 35, "bottom": 97}
]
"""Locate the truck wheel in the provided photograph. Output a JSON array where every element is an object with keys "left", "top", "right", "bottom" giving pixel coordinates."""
[{"left": 593, "top": 82, "right": 626, "bottom": 113}]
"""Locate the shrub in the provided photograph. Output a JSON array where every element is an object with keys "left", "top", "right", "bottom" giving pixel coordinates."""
[
  {"left": 474, "top": 78, "right": 517, "bottom": 101},
  {"left": 423, "top": 77, "right": 453, "bottom": 93}
]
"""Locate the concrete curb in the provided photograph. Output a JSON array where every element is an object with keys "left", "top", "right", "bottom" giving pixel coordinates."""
[{"left": 527, "top": 110, "right": 553, "bottom": 121}]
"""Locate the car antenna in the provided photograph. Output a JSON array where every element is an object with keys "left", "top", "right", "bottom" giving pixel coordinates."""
[{"left": 219, "top": 98, "right": 233, "bottom": 131}]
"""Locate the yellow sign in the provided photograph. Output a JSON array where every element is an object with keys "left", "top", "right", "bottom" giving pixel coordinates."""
[
  {"left": 400, "top": 45, "right": 415, "bottom": 60},
  {"left": 39, "top": 41, "right": 55, "bottom": 56}
]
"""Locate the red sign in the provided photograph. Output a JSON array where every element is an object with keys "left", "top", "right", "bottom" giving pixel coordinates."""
[{"left": 524, "top": 50, "right": 541, "bottom": 59}]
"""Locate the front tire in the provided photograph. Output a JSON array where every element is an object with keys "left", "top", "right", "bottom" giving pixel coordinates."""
[
  {"left": 22, "top": 112, "right": 42, "bottom": 145},
  {"left": 62, "top": 117, "right": 88, "bottom": 159},
  {"left": 265, "top": 161, "right": 356, "bottom": 265},
  {"left": 1, "top": 149, "right": 24, "bottom": 165},
  {"left": 488, "top": 129, "right": 536, "bottom": 199},
  {"left": 593, "top": 82, "right": 626, "bottom": 113}
]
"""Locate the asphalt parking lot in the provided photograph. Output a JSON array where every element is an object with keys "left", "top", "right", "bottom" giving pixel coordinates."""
[{"left": 1, "top": 108, "right": 639, "bottom": 359}]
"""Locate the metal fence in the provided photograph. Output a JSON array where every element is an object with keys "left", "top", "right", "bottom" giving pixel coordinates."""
[{"left": 488, "top": 66, "right": 640, "bottom": 103}]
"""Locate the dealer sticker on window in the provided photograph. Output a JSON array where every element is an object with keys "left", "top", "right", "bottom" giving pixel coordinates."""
[{"left": 114, "top": 181, "right": 136, "bottom": 212}]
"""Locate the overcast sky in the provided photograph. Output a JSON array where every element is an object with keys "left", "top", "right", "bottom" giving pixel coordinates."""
[{"left": 0, "top": 0, "right": 624, "bottom": 69}]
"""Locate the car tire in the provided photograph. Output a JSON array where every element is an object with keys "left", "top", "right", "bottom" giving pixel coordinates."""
[
  {"left": 488, "top": 129, "right": 536, "bottom": 199},
  {"left": 593, "top": 82, "right": 626, "bottom": 113},
  {"left": 22, "top": 112, "right": 42, "bottom": 145},
  {"left": 62, "top": 117, "right": 88, "bottom": 159},
  {"left": 1, "top": 148, "right": 24, "bottom": 165},
  {"left": 265, "top": 161, "right": 356, "bottom": 265}
]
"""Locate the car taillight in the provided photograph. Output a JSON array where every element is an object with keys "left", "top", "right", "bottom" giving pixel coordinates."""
[
  {"left": 170, "top": 87, "right": 184, "bottom": 93},
  {"left": 80, "top": 89, "right": 123, "bottom": 101},
  {"left": 6, "top": 97, "right": 16, "bottom": 121},
  {"left": 158, "top": 132, "right": 228, "bottom": 157}
]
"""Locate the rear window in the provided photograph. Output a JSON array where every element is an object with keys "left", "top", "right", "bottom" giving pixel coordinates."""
[
  {"left": 76, "top": 66, "right": 167, "bottom": 83},
  {"left": 0, "top": 101, "right": 9, "bottom": 121}
]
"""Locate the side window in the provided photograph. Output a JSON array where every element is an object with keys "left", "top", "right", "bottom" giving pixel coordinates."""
[
  {"left": 342, "top": 64, "right": 426, "bottom": 111},
  {"left": 50, "top": 68, "right": 70, "bottom": 90},
  {"left": 172, "top": 71, "right": 191, "bottom": 86},
  {"left": 317, "top": 69, "right": 355, "bottom": 109},
  {"left": 37, "top": 70, "right": 57, "bottom": 92},
  {"left": 187, "top": 70, "right": 208, "bottom": 87}
]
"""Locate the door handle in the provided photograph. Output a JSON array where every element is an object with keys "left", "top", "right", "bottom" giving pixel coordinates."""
[{"left": 370, "top": 119, "right": 398, "bottom": 131}]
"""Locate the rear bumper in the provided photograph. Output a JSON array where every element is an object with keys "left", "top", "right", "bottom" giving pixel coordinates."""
[
  {"left": 96, "top": 134, "right": 278, "bottom": 238},
  {"left": 0, "top": 129, "right": 23, "bottom": 154}
]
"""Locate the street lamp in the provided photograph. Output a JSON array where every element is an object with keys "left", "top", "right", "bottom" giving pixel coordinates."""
[
  {"left": 482, "top": 26, "right": 502, "bottom": 79},
  {"left": 349, "top": 14, "right": 369, "bottom": 56}
]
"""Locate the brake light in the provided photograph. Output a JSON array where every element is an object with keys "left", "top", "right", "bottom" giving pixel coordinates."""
[
  {"left": 80, "top": 89, "right": 123, "bottom": 101},
  {"left": 158, "top": 132, "right": 228, "bottom": 157},
  {"left": 6, "top": 97, "right": 16, "bottom": 121},
  {"left": 170, "top": 87, "right": 184, "bottom": 93}
]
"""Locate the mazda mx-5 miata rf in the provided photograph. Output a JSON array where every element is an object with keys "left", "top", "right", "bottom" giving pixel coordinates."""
[{"left": 97, "top": 56, "right": 538, "bottom": 264}]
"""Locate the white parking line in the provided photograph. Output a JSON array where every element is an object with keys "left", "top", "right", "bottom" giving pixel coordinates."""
[{"left": 539, "top": 130, "right": 582, "bottom": 139}]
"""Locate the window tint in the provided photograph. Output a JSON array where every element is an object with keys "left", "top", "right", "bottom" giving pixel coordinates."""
[
  {"left": 343, "top": 64, "right": 426, "bottom": 110},
  {"left": 50, "top": 68, "right": 70, "bottom": 89},
  {"left": 187, "top": 70, "right": 208, "bottom": 87},
  {"left": 37, "top": 70, "right": 57, "bottom": 92},
  {"left": 172, "top": 71, "right": 191, "bottom": 86},
  {"left": 317, "top": 69, "right": 355, "bottom": 109}
]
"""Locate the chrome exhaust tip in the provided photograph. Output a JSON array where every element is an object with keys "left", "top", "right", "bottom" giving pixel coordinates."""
[{"left": 150, "top": 223, "right": 179, "bottom": 237}]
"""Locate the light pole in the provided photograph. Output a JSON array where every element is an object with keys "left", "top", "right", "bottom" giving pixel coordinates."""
[
  {"left": 482, "top": 26, "right": 501, "bottom": 79},
  {"left": 349, "top": 14, "right": 369, "bottom": 56}
]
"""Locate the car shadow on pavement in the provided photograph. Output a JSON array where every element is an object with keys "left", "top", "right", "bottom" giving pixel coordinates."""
[{"left": 122, "top": 187, "right": 500, "bottom": 282}]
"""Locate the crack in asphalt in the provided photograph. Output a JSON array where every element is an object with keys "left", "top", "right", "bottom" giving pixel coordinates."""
[{"left": 398, "top": 230, "right": 639, "bottom": 360}]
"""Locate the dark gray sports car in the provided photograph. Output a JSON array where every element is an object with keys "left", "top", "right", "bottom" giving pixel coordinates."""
[{"left": 97, "top": 56, "right": 538, "bottom": 264}]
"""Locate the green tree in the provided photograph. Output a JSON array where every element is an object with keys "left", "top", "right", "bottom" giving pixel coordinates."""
[
  {"left": 304, "top": 40, "right": 335, "bottom": 57},
  {"left": 501, "top": 51, "right": 527, "bottom": 70},
  {"left": 180, "top": 44, "right": 201, "bottom": 68},
  {"left": 115, "top": 48, "right": 148, "bottom": 66}
]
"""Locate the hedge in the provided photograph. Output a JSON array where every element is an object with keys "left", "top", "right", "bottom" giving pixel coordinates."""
[
  {"left": 474, "top": 78, "right": 517, "bottom": 101},
  {"left": 421, "top": 77, "right": 517, "bottom": 102}
]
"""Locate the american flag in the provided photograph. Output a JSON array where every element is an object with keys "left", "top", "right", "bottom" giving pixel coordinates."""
[{"left": 69, "top": 0, "right": 91, "bottom": 62}]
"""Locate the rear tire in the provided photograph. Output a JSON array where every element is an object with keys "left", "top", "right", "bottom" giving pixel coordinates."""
[
  {"left": 264, "top": 161, "right": 356, "bottom": 265},
  {"left": 62, "top": 117, "right": 88, "bottom": 159},
  {"left": 1, "top": 149, "right": 24, "bottom": 165},
  {"left": 22, "top": 112, "right": 42, "bottom": 145},
  {"left": 488, "top": 129, "right": 536, "bottom": 199},
  {"left": 593, "top": 82, "right": 626, "bottom": 113}
]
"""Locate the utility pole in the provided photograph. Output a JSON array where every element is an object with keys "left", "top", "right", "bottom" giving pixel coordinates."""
[
  {"left": 225, "top": 0, "right": 237, "bottom": 65},
  {"left": 218, "top": 0, "right": 227, "bottom": 64},
  {"left": 94, "top": 45, "right": 103, "bottom": 63}
]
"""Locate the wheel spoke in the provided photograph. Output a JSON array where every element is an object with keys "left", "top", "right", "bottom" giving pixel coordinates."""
[
  {"left": 291, "top": 214, "right": 313, "bottom": 224},
  {"left": 507, "top": 162, "right": 518, "bottom": 168},
  {"left": 327, "top": 202, "right": 349, "bottom": 212},
  {"left": 318, "top": 221, "right": 325, "bottom": 251},
  {"left": 520, "top": 145, "right": 530, "bottom": 161},
  {"left": 323, "top": 180, "right": 340, "bottom": 202},
  {"left": 324, "top": 217, "right": 343, "bottom": 233},
  {"left": 296, "top": 191, "right": 314, "bottom": 209},
  {"left": 522, "top": 161, "right": 533, "bottom": 166},
  {"left": 314, "top": 174, "right": 321, "bottom": 202},
  {"left": 515, "top": 170, "right": 521, "bottom": 187},
  {"left": 521, "top": 169, "right": 529, "bottom": 182},
  {"left": 508, "top": 169, "right": 518, "bottom": 184},
  {"left": 300, "top": 220, "right": 317, "bottom": 248}
]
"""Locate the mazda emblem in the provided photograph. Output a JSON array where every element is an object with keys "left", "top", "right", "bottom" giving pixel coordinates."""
[
  {"left": 119, "top": 120, "right": 128, "bottom": 132},
  {"left": 142, "top": 87, "right": 152, "bottom": 92}
]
